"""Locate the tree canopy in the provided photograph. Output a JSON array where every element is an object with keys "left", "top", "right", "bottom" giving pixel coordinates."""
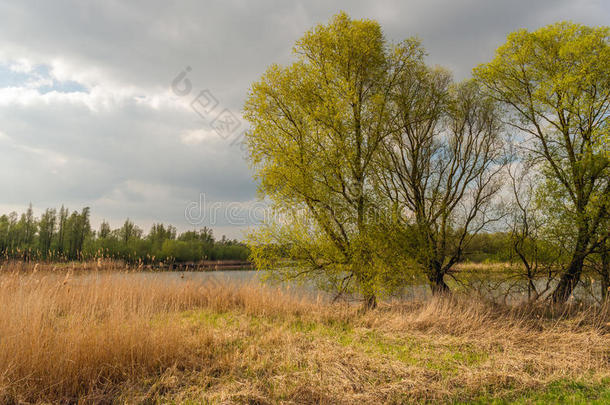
[
  {"left": 474, "top": 22, "right": 609, "bottom": 302},
  {"left": 245, "top": 13, "right": 509, "bottom": 303}
]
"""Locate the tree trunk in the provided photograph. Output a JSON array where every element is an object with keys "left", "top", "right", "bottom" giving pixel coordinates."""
[
  {"left": 552, "top": 253, "right": 585, "bottom": 304},
  {"left": 552, "top": 227, "right": 591, "bottom": 304},
  {"left": 601, "top": 245, "right": 609, "bottom": 302},
  {"left": 363, "top": 294, "right": 377, "bottom": 310},
  {"left": 427, "top": 268, "right": 450, "bottom": 295}
]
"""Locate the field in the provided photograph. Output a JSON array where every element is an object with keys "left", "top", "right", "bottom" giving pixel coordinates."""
[{"left": 0, "top": 262, "right": 609, "bottom": 404}]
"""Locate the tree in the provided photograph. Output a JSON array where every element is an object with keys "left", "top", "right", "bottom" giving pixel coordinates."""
[
  {"left": 5, "top": 212, "right": 18, "bottom": 253},
  {"left": 55, "top": 205, "right": 69, "bottom": 255},
  {"left": 474, "top": 22, "right": 610, "bottom": 303},
  {"left": 505, "top": 162, "right": 570, "bottom": 301},
  {"left": 244, "top": 12, "right": 420, "bottom": 308},
  {"left": 98, "top": 221, "right": 112, "bottom": 239},
  {"left": 601, "top": 239, "right": 609, "bottom": 301},
  {"left": 38, "top": 208, "right": 57, "bottom": 259},
  {"left": 21, "top": 204, "right": 36, "bottom": 248},
  {"left": 375, "top": 66, "right": 506, "bottom": 293},
  {"left": 118, "top": 219, "right": 142, "bottom": 244},
  {"left": 64, "top": 207, "right": 91, "bottom": 259},
  {"left": 148, "top": 223, "right": 177, "bottom": 253}
]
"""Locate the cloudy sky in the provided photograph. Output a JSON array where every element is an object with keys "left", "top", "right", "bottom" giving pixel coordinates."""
[{"left": 0, "top": 0, "right": 608, "bottom": 239}]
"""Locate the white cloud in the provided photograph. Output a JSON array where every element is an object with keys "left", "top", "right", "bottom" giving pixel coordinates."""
[
  {"left": 180, "top": 128, "right": 216, "bottom": 145},
  {"left": 7, "top": 59, "right": 34, "bottom": 73},
  {"left": 0, "top": 0, "right": 607, "bottom": 239}
]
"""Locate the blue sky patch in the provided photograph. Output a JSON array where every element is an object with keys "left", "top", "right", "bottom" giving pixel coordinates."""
[{"left": 0, "top": 62, "right": 87, "bottom": 93}]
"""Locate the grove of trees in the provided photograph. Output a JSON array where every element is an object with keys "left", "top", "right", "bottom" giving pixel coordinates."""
[
  {"left": 245, "top": 13, "right": 609, "bottom": 306},
  {"left": 0, "top": 205, "right": 249, "bottom": 263}
]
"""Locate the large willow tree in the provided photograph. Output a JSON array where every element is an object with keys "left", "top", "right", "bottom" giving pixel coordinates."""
[
  {"left": 375, "top": 66, "right": 505, "bottom": 294},
  {"left": 474, "top": 22, "right": 610, "bottom": 303},
  {"left": 244, "top": 13, "right": 421, "bottom": 307}
]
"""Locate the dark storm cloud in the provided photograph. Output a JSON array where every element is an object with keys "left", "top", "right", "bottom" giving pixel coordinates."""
[{"left": 0, "top": 0, "right": 607, "bottom": 237}]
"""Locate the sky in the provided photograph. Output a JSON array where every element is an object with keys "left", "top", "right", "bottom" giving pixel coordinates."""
[{"left": 0, "top": 0, "right": 608, "bottom": 239}]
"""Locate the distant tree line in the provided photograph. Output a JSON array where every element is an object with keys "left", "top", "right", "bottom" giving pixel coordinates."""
[{"left": 0, "top": 205, "right": 249, "bottom": 263}]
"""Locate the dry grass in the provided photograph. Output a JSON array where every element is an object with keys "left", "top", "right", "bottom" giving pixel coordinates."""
[
  {"left": 453, "top": 261, "right": 524, "bottom": 273},
  {"left": 0, "top": 263, "right": 608, "bottom": 404}
]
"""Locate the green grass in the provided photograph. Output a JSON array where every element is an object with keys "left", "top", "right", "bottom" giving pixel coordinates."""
[
  {"left": 469, "top": 379, "right": 610, "bottom": 404},
  {"left": 176, "top": 307, "right": 608, "bottom": 403}
]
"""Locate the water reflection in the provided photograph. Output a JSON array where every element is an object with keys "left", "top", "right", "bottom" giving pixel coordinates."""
[{"left": 78, "top": 269, "right": 601, "bottom": 304}]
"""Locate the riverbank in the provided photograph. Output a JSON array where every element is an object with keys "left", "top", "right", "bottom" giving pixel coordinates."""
[
  {"left": 0, "top": 258, "right": 253, "bottom": 272},
  {"left": 0, "top": 269, "right": 608, "bottom": 404}
]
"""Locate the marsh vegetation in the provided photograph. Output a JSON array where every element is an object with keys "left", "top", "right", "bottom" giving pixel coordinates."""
[{"left": 0, "top": 262, "right": 608, "bottom": 403}]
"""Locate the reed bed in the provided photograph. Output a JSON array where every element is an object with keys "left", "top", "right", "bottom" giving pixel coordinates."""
[{"left": 0, "top": 263, "right": 608, "bottom": 403}]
